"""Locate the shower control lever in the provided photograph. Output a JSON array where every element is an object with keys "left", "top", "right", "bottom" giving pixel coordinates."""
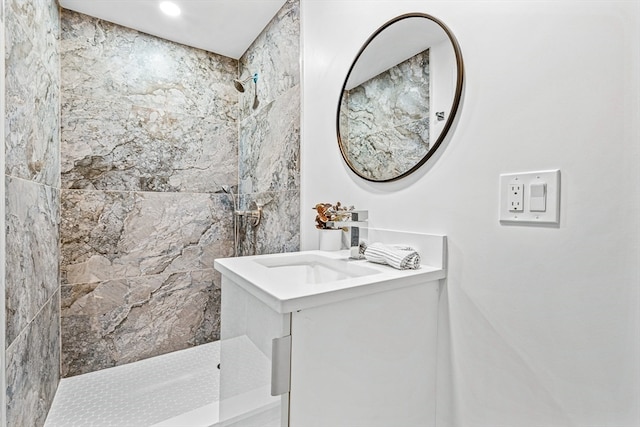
[{"left": 234, "top": 202, "right": 263, "bottom": 227}]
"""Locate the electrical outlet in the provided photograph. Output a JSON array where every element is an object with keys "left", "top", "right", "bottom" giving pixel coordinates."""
[
  {"left": 508, "top": 182, "right": 524, "bottom": 212},
  {"left": 499, "top": 170, "right": 560, "bottom": 225}
]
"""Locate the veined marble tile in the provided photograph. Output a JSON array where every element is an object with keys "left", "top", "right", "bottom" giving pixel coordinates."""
[
  {"left": 238, "top": 190, "right": 300, "bottom": 256},
  {"left": 60, "top": 190, "right": 234, "bottom": 285},
  {"left": 236, "top": 0, "right": 300, "bottom": 256},
  {"left": 239, "top": 85, "right": 300, "bottom": 194},
  {"left": 6, "top": 0, "right": 59, "bottom": 68},
  {"left": 61, "top": 10, "right": 238, "bottom": 122},
  {"left": 239, "top": 0, "right": 299, "bottom": 122},
  {"left": 6, "top": 291, "right": 60, "bottom": 427},
  {"left": 5, "top": 0, "right": 60, "bottom": 186},
  {"left": 5, "top": 177, "right": 60, "bottom": 346},
  {"left": 61, "top": 270, "right": 221, "bottom": 377},
  {"left": 61, "top": 96, "right": 238, "bottom": 192}
]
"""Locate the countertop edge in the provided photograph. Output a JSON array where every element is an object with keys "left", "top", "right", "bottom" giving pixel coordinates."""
[{"left": 215, "top": 255, "right": 446, "bottom": 314}]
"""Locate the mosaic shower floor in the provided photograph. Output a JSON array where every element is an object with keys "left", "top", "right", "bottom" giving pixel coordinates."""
[{"left": 44, "top": 342, "right": 221, "bottom": 427}]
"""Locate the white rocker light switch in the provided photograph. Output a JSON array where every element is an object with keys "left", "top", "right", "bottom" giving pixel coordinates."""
[{"left": 530, "top": 182, "right": 547, "bottom": 212}]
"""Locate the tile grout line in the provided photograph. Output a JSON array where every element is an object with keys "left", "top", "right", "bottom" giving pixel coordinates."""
[
  {"left": 5, "top": 288, "right": 60, "bottom": 357},
  {"left": 61, "top": 267, "right": 224, "bottom": 288}
]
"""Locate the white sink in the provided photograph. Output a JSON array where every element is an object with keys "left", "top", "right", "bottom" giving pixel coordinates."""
[
  {"left": 214, "top": 230, "right": 446, "bottom": 313},
  {"left": 254, "top": 253, "right": 379, "bottom": 284}
]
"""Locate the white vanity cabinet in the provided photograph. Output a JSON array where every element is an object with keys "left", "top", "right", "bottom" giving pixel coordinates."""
[
  {"left": 214, "top": 231, "right": 446, "bottom": 427},
  {"left": 288, "top": 278, "right": 440, "bottom": 426}
]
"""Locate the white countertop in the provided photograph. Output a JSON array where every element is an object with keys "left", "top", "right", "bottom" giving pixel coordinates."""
[{"left": 214, "top": 249, "right": 446, "bottom": 314}]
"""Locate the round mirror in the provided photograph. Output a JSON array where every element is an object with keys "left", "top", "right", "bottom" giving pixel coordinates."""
[{"left": 337, "top": 13, "right": 464, "bottom": 182}]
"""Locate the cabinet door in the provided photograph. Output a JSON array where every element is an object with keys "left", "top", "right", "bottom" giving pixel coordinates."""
[
  {"left": 289, "top": 281, "right": 440, "bottom": 427},
  {"left": 219, "top": 277, "right": 291, "bottom": 427}
]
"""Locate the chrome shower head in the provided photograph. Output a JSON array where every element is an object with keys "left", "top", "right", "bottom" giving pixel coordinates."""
[
  {"left": 233, "top": 77, "right": 249, "bottom": 92},
  {"left": 233, "top": 73, "right": 258, "bottom": 93}
]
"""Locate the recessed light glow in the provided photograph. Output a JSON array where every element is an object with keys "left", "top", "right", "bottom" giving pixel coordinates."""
[{"left": 159, "top": 1, "right": 181, "bottom": 17}]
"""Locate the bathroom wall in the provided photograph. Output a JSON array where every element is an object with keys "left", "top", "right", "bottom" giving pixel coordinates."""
[
  {"left": 237, "top": 0, "right": 300, "bottom": 256},
  {"left": 4, "top": 0, "right": 61, "bottom": 424},
  {"left": 341, "top": 50, "right": 430, "bottom": 180},
  {"left": 59, "top": 10, "right": 237, "bottom": 377},
  {"left": 301, "top": 1, "right": 640, "bottom": 426}
]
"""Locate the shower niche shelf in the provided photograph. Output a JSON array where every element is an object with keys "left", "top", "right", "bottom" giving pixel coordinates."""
[{"left": 214, "top": 230, "right": 446, "bottom": 427}]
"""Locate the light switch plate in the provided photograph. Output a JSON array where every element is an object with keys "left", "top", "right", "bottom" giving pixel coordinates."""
[{"left": 499, "top": 170, "right": 560, "bottom": 225}]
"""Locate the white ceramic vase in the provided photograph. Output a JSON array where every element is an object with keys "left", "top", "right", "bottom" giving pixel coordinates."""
[{"left": 318, "top": 229, "right": 343, "bottom": 251}]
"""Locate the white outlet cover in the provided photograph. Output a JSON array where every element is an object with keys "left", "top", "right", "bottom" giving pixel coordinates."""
[{"left": 499, "top": 170, "right": 560, "bottom": 225}]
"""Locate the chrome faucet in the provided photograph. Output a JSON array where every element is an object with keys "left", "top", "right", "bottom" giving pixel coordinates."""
[{"left": 325, "top": 210, "right": 368, "bottom": 259}]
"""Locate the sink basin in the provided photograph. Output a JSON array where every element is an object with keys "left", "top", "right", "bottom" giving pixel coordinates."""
[{"left": 254, "top": 254, "right": 379, "bottom": 284}]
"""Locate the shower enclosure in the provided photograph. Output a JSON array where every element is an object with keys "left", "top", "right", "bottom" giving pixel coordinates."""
[{"left": 3, "top": 0, "right": 300, "bottom": 423}]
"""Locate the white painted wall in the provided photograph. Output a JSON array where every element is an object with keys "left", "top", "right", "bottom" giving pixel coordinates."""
[
  {"left": 430, "top": 38, "right": 456, "bottom": 144},
  {"left": 301, "top": 1, "right": 640, "bottom": 426}
]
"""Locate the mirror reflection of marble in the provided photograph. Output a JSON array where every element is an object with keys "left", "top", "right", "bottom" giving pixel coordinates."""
[{"left": 337, "top": 13, "right": 464, "bottom": 182}]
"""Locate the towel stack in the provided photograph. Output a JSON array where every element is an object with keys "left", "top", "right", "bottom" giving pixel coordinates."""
[{"left": 359, "top": 242, "right": 421, "bottom": 270}]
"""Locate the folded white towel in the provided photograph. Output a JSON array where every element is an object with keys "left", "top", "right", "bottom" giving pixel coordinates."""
[{"left": 359, "top": 242, "right": 421, "bottom": 270}]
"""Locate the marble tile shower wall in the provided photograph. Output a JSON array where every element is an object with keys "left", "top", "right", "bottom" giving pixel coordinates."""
[
  {"left": 60, "top": 11, "right": 237, "bottom": 377},
  {"left": 4, "top": 0, "right": 61, "bottom": 425},
  {"left": 238, "top": 0, "right": 300, "bottom": 256}
]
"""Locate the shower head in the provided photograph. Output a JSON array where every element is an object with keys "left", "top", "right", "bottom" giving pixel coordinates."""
[
  {"left": 221, "top": 185, "right": 238, "bottom": 212},
  {"left": 233, "top": 73, "right": 258, "bottom": 93},
  {"left": 233, "top": 77, "right": 249, "bottom": 93}
]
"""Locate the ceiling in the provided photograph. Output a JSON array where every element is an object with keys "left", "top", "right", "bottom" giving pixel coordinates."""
[{"left": 58, "top": 0, "right": 288, "bottom": 59}]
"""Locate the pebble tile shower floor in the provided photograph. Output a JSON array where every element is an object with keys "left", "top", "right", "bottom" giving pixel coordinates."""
[{"left": 44, "top": 342, "right": 220, "bottom": 427}]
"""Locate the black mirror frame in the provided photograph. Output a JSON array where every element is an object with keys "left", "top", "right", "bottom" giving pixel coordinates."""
[{"left": 336, "top": 12, "right": 465, "bottom": 182}]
